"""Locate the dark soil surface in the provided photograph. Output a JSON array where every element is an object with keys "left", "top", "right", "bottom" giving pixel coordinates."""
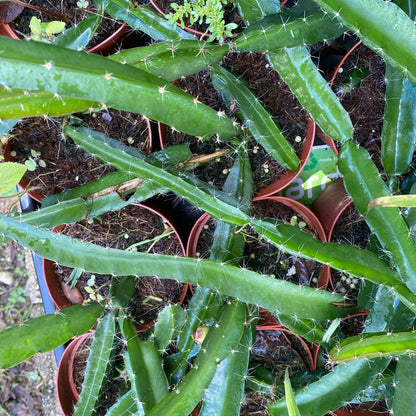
[
  {"left": 332, "top": 42, "right": 386, "bottom": 169},
  {"left": 8, "top": 110, "right": 150, "bottom": 198},
  {"left": 165, "top": 51, "right": 308, "bottom": 193},
  {"left": 241, "top": 329, "right": 308, "bottom": 416},
  {"left": 55, "top": 204, "right": 185, "bottom": 324}
]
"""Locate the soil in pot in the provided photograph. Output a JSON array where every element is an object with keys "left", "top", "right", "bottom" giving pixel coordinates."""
[
  {"left": 224, "top": 51, "right": 309, "bottom": 192},
  {"left": 54, "top": 204, "right": 185, "bottom": 325},
  {"left": 192, "top": 200, "right": 323, "bottom": 287},
  {"left": 241, "top": 329, "right": 309, "bottom": 416},
  {"left": 163, "top": 51, "right": 310, "bottom": 194},
  {"left": 161, "top": 69, "right": 234, "bottom": 190},
  {"left": 6, "top": 109, "right": 151, "bottom": 198},
  {"left": 4, "top": 0, "right": 121, "bottom": 49},
  {"left": 70, "top": 333, "right": 129, "bottom": 416}
]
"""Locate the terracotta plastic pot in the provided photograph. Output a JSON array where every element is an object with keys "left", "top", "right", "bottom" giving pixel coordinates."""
[
  {"left": 148, "top": 0, "right": 209, "bottom": 39},
  {"left": 159, "top": 117, "right": 316, "bottom": 199},
  {"left": 42, "top": 201, "right": 188, "bottom": 309},
  {"left": 2, "top": 117, "right": 154, "bottom": 203},
  {"left": 187, "top": 196, "right": 331, "bottom": 289},
  {"left": 312, "top": 177, "right": 355, "bottom": 291},
  {"left": 312, "top": 177, "right": 352, "bottom": 241},
  {"left": 56, "top": 332, "right": 91, "bottom": 416},
  {"left": 0, "top": 19, "right": 128, "bottom": 55},
  {"left": 57, "top": 324, "right": 153, "bottom": 416},
  {"left": 315, "top": 40, "right": 362, "bottom": 152},
  {"left": 255, "top": 117, "right": 316, "bottom": 198},
  {"left": 331, "top": 407, "right": 389, "bottom": 415}
]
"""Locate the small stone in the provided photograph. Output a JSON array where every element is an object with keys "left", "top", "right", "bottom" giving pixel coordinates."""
[{"left": 0, "top": 271, "right": 13, "bottom": 285}]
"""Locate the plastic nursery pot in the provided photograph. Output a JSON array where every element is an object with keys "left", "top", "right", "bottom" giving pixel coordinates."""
[
  {"left": 56, "top": 332, "right": 91, "bottom": 416},
  {"left": 187, "top": 196, "right": 331, "bottom": 289},
  {"left": 42, "top": 201, "right": 188, "bottom": 310},
  {"left": 158, "top": 117, "right": 316, "bottom": 199},
  {"left": 312, "top": 177, "right": 352, "bottom": 242},
  {"left": 2, "top": 116, "right": 154, "bottom": 203},
  {"left": 255, "top": 117, "right": 316, "bottom": 198},
  {"left": 256, "top": 309, "right": 317, "bottom": 372},
  {"left": 0, "top": 11, "right": 128, "bottom": 55},
  {"left": 56, "top": 327, "right": 151, "bottom": 416},
  {"left": 0, "top": 21, "right": 19, "bottom": 38}
]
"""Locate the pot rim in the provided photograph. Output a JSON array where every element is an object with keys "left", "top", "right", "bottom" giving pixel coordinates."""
[
  {"left": 158, "top": 117, "right": 317, "bottom": 199},
  {"left": 42, "top": 201, "right": 188, "bottom": 309},
  {"left": 1, "top": 118, "right": 153, "bottom": 203},
  {"left": 187, "top": 196, "right": 331, "bottom": 289},
  {"left": 56, "top": 331, "right": 92, "bottom": 415},
  {"left": 0, "top": 20, "right": 128, "bottom": 54}
]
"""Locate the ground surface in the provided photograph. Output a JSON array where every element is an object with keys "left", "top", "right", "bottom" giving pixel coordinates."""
[{"left": 0, "top": 197, "right": 61, "bottom": 416}]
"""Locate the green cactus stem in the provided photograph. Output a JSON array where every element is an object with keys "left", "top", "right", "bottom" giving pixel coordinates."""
[
  {"left": 0, "top": 88, "right": 98, "bottom": 119},
  {"left": 15, "top": 179, "right": 165, "bottom": 229},
  {"left": 235, "top": 0, "right": 280, "bottom": 25},
  {"left": 313, "top": 0, "right": 416, "bottom": 85},
  {"left": 392, "top": 356, "right": 416, "bottom": 414},
  {"left": 105, "top": 391, "right": 138, "bottom": 416},
  {"left": 110, "top": 40, "right": 229, "bottom": 82},
  {"left": 65, "top": 125, "right": 249, "bottom": 225},
  {"left": 53, "top": 14, "right": 102, "bottom": 50},
  {"left": 119, "top": 316, "right": 169, "bottom": 412},
  {"left": 283, "top": 368, "right": 302, "bottom": 416},
  {"left": 329, "top": 329, "right": 416, "bottom": 363},
  {"left": 267, "top": 46, "right": 353, "bottom": 143},
  {"left": 146, "top": 301, "right": 247, "bottom": 416},
  {"left": 268, "top": 358, "right": 389, "bottom": 416},
  {"left": 200, "top": 320, "right": 255, "bottom": 416},
  {"left": 153, "top": 305, "right": 187, "bottom": 351},
  {"left": 234, "top": 10, "right": 345, "bottom": 53},
  {"left": 0, "top": 302, "right": 103, "bottom": 368},
  {"left": 0, "top": 36, "right": 239, "bottom": 140},
  {"left": 381, "top": 64, "right": 416, "bottom": 176},
  {"left": 0, "top": 213, "right": 347, "bottom": 321},
  {"left": 65, "top": 125, "right": 416, "bottom": 311},
  {"left": 338, "top": 141, "right": 416, "bottom": 293}
]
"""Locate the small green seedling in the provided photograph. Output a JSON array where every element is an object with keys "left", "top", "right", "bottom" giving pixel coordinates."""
[
  {"left": 166, "top": 0, "right": 238, "bottom": 42},
  {"left": 24, "top": 149, "right": 46, "bottom": 171},
  {"left": 335, "top": 66, "right": 370, "bottom": 98},
  {"left": 30, "top": 16, "right": 65, "bottom": 42},
  {"left": 290, "top": 215, "right": 306, "bottom": 229}
]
